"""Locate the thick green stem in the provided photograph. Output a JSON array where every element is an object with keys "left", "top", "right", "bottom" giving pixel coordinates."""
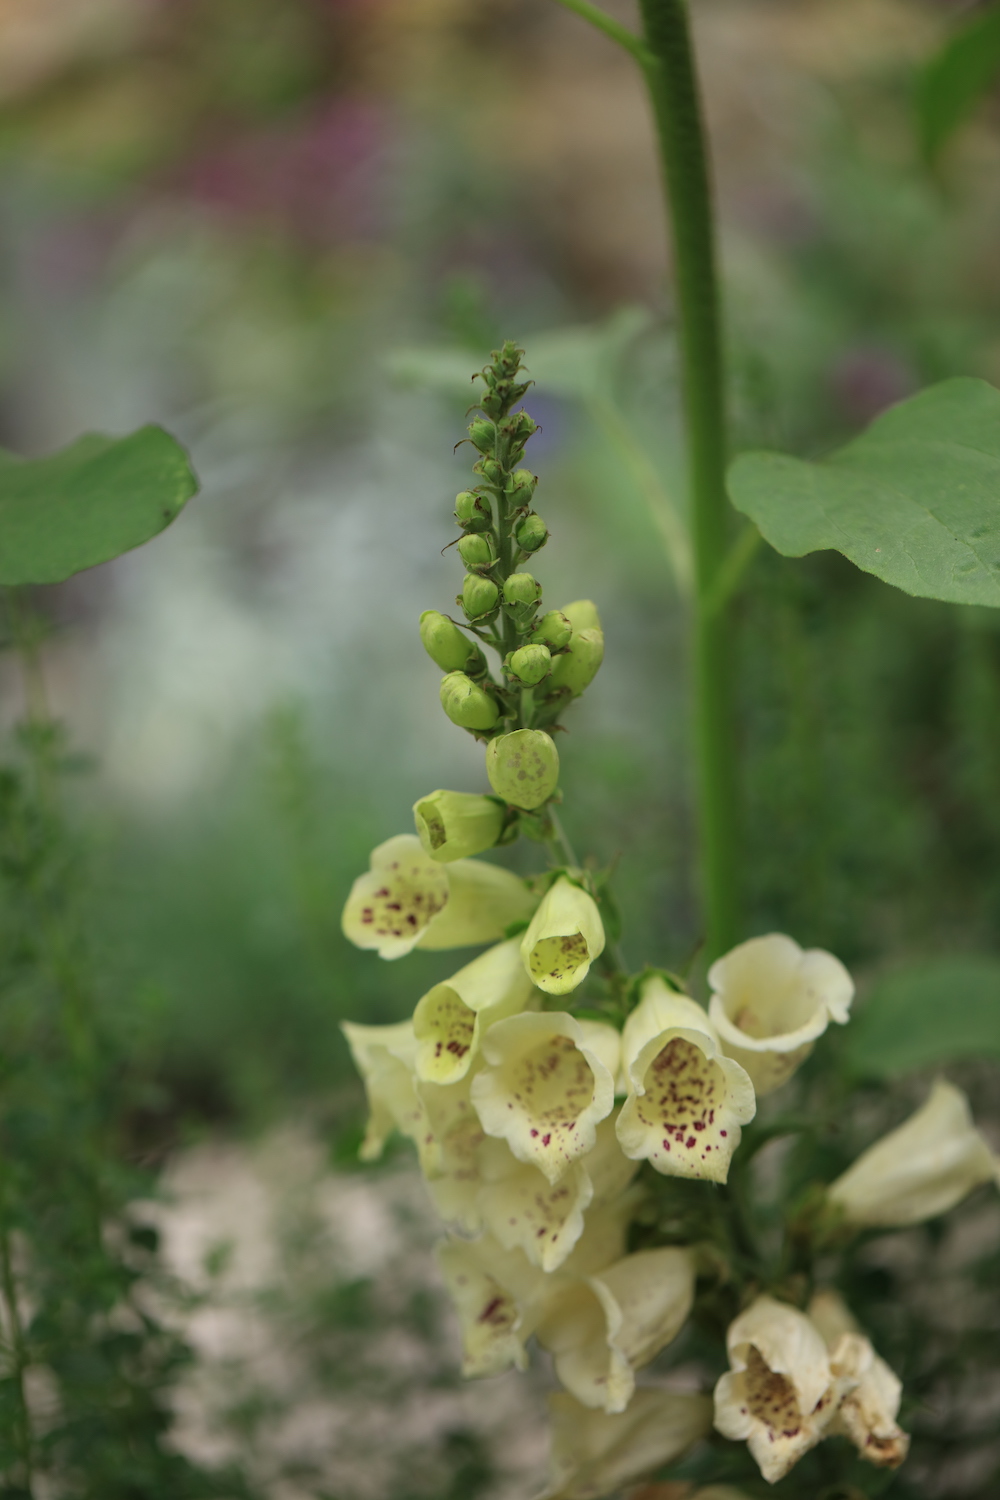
[{"left": 637, "top": 0, "right": 740, "bottom": 959}]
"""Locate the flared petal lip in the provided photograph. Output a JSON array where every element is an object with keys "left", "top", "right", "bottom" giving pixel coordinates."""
[{"left": 708, "top": 993, "right": 837, "bottom": 1055}]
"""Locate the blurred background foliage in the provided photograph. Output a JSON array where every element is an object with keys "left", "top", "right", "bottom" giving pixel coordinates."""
[{"left": 1, "top": 0, "right": 1000, "bottom": 1492}]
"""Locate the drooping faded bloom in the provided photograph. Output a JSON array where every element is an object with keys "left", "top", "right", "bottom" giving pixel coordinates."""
[
  {"left": 340, "top": 1019, "right": 425, "bottom": 1162},
  {"left": 478, "top": 1115, "right": 639, "bottom": 1273},
  {"left": 342, "top": 834, "right": 535, "bottom": 958},
  {"left": 413, "top": 789, "right": 505, "bottom": 862},
  {"left": 412, "top": 939, "right": 536, "bottom": 1085},
  {"left": 616, "top": 978, "right": 755, "bottom": 1182},
  {"left": 707, "top": 933, "right": 854, "bottom": 1096},
  {"left": 536, "top": 1246, "right": 695, "bottom": 1412},
  {"left": 713, "top": 1294, "right": 850, "bottom": 1483},
  {"left": 809, "top": 1290, "right": 910, "bottom": 1469},
  {"left": 471, "top": 1012, "right": 618, "bottom": 1182},
  {"left": 520, "top": 875, "right": 605, "bottom": 995},
  {"left": 538, "top": 1388, "right": 713, "bottom": 1500},
  {"left": 827, "top": 1078, "right": 1000, "bottom": 1228},
  {"left": 437, "top": 1232, "right": 546, "bottom": 1378}
]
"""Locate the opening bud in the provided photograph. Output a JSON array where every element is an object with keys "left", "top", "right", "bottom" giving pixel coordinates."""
[
  {"left": 414, "top": 789, "right": 505, "bottom": 862},
  {"left": 462, "top": 574, "right": 500, "bottom": 619},
  {"left": 458, "top": 533, "right": 496, "bottom": 570},
  {"left": 531, "top": 610, "right": 573, "bottom": 651},
  {"left": 549, "top": 626, "right": 604, "bottom": 697},
  {"left": 515, "top": 513, "right": 548, "bottom": 553},
  {"left": 455, "top": 490, "right": 491, "bottom": 532},
  {"left": 520, "top": 874, "right": 605, "bottom": 994},
  {"left": 508, "top": 643, "right": 551, "bottom": 686},
  {"left": 503, "top": 572, "right": 541, "bottom": 607},
  {"left": 440, "top": 672, "right": 500, "bottom": 731},
  {"left": 562, "top": 599, "right": 602, "bottom": 632},
  {"left": 467, "top": 417, "right": 496, "bottom": 454},
  {"left": 487, "top": 729, "right": 560, "bottom": 809},
  {"left": 420, "top": 610, "right": 486, "bottom": 675}
]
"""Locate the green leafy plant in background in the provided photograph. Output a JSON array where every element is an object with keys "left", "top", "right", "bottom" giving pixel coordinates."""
[
  {"left": 339, "top": 2, "right": 1000, "bottom": 1497},
  {"left": 0, "top": 431, "right": 255, "bottom": 1497}
]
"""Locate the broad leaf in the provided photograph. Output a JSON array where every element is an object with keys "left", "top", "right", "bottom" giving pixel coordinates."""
[
  {"left": 916, "top": 4, "right": 1000, "bottom": 162},
  {"left": 844, "top": 956, "right": 1000, "bottom": 1079},
  {"left": 727, "top": 378, "right": 1000, "bottom": 607},
  {"left": 0, "top": 425, "right": 198, "bottom": 586}
]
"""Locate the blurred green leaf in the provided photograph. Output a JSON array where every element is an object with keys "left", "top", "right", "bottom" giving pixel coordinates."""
[
  {"left": 917, "top": 4, "right": 1000, "bottom": 162},
  {"left": 727, "top": 377, "right": 1000, "bottom": 607},
  {"left": 0, "top": 425, "right": 197, "bottom": 586},
  {"left": 845, "top": 955, "right": 1000, "bottom": 1078}
]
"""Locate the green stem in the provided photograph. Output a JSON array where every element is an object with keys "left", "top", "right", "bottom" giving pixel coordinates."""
[
  {"left": 549, "top": 0, "right": 654, "bottom": 66},
  {"left": 636, "top": 0, "right": 740, "bottom": 960}
]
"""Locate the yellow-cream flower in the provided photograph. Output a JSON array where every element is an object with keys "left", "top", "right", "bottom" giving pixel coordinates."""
[
  {"left": 616, "top": 978, "right": 755, "bottom": 1182},
  {"left": 809, "top": 1290, "right": 909, "bottom": 1469},
  {"left": 707, "top": 933, "right": 854, "bottom": 1096},
  {"left": 536, "top": 1247, "right": 695, "bottom": 1412},
  {"left": 478, "top": 1116, "right": 639, "bottom": 1273},
  {"left": 520, "top": 875, "right": 605, "bottom": 995},
  {"left": 342, "top": 834, "right": 535, "bottom": 959},
  {"left": 537, "top": 1389, "right": 713, "bottom": 1500},
  {"left": 340, "top": 1019, "right": 425, "bottom": 1162},
  {"left": 713, "top": 1294, "right": 851, "bottom": 1483},
  {"left": 413, "top": 789, "right": 505, "bottom": 862},
  {"left": 827, "top": 1078, "right": 1000, "bottom": 1228},
  {"left": 471, "top": 1013, "right": 618, "bottom": 1183},
  {"left": 413, "top": 939, "right": 537, "bottom": 1085}
]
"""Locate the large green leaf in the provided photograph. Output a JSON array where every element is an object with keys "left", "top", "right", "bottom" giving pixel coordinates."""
[
  {"left": 844, "top": 956, "right": 1000, "bottom": 1079},
  {"left": 916, "top": 4, "right": 1000, "bottom": 162},
  {"left": 0, "top": 425, "right": 198, "bottom": 586},
  {"left": 727, "top": 378, "right": 1000, "bottom": 607}
]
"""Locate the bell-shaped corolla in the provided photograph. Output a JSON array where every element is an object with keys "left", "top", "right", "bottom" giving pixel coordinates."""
[
  {"left": 420, "top": 1073, "right": 488, "bottom": 1234},
  {"left": 478, "top": 1115, "right": 639, "bottom": 1273},
  {"left": 413, "top": 789, "right": 505, "bottom": 863},
  {"left": 436, "top": 1233, "right": 548, "bottom": 1379},
  {"left": 471, "top": 1012, "right": 618, "bottom": 1183},
  {"left": 707, "top": 933, "right": 854, "bottom": 1096},
  {"left": 520, "top": 876, "right": 605, "bottom": 995},
  {"left": 536, "top": 1247, "right": 695, "bottom": 1413},
  {"left": 412, "top": 939, "right": 536, "bottom": 1086},
  {"left": 809, "top": 1290, "right": 910, "bottom": 1470},
  {"left": 340, "top": 1019, "right": 422, "bottom": 1162},
  {"left": 827, "top": 1078, "right": 1000, "bottom": 1229},
  {"left": 537, "top": 1388, "right": 713, "bottom": 1500},
  {"left": 616, "top": 978, "right": 755, "bottom": 1183},
  {"left": 342, "top": 834, "right": 535, "bottom": 959},
  {"left": 713, "top": 1294, "right": 850, "bottom": 1484}
]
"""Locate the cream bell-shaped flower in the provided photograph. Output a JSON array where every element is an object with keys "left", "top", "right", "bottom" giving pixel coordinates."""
[
  {"left": 342, "top": 834, "right": 535, "bottom": 959},
  {"left": 471, "top": 1013, "right": 618, "bottom": 1184},
  {"left": 537, "top": 1389, "right": 713, "bottom": 1500},
  {"left": 536, "top": 1246, "right": 695, "bottom": 1412},
  {"left": 828, "top": 1078, "right": 1000, "bottom": 1228},
  {"left": 413, "top": 939, "right": 537, "bottom": 1085},
  {"left": 707, "top": 933, "right": 854, "bottom": 1096},
  {"left": 809, "top": 1290, "right": 910, "bottom": 1469},
  {"left": 617, "top": 979, "right": 755, "bottom": 1183},
  {"left": 520, "top": 875, "right": 605, "bottom": 995},
  {"left": 714, "top": 1294, "right": 852, "bottom": 1483},
  {"left": 478, "top": 1116, "right": 640, "bottom": 1273},
  {"left": 340, "top": 1019, "right": 424, "bottom": 1162},
  {"left": 420, "top": 1073, "right": 488, "bottom": 1234}
]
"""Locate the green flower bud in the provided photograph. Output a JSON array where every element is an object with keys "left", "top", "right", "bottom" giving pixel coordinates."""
[
  {"left": 508, "top": 643, "right": 551, "bottom": 686},
  {"left": 486, "top": 729, "right": 560, "bottom": 810},
  {"left": 562, "top": 599, "right": 602, "bottom": 632},
  {"left": 514, "top": 513, "right": 548, "bottom": 553},
  {"left": 503, "top": 573, "right": 541, "bottom": 607},
  {"left": 455, "top": 490, "right": 492, "bottom": 532},
  {"left": 473, "top": 458, "right": 503, "bottom": 485},
  {"left": 414, "top": 789, "right": 505, "bottom": 863},
  {"left": 548, "top": 626, "right": 604, "bottom": 697},
  {"left": 530, "top": 610, "right": 573, "bottom": 651},
  {"left": 462, "top": 574, "right": 500, "bottom": 619},
  {"left": 458, "top": 533, "right": 495, "bottom": 570},
  {"left": 511, "top": 469, "right": 537, "bottom": 504},
  {"left": 503, "top": 412, "right": 537, "bottom": 444},
  {"left": 468, "top": 418, "right": 496, "bottom": 455},
  {"left": 420, "top": 610, "right": 485, "bottom": 674},
  {"left": 440, "top": 672, "right": 500, "bottom": 731}
]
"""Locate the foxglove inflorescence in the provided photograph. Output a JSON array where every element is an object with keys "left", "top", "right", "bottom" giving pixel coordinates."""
[{"left": 339, "top": 345, "right": 999, "bottom": 1496}]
